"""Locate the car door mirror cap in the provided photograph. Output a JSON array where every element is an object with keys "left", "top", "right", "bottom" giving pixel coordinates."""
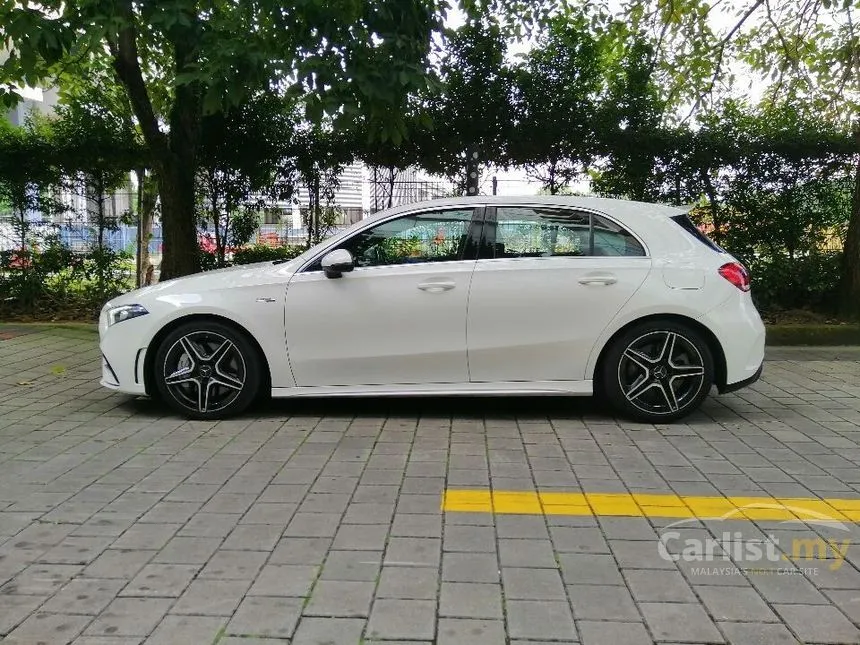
[{"left": 321, "top": 249, "right": 355, "bottom": 278}]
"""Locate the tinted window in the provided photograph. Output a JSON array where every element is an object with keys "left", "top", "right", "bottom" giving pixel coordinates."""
[
  {"left": 316, "top": 209, "right": 474, "bottom": 269},
  {"left": 592, "top": 214, "right": 646, "bottom": 256},
  {"left": 492, "top": 207, "right": 590, "bottom": 258},
  {"left": 486, "top": 207, "right": 645, "bottom": 258},
  {"left": 670, "top": 214, "right": 724, "bottom": 253}
]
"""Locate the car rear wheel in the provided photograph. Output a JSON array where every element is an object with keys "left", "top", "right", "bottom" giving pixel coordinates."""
[
  {"left": 153, "top": 321, "right": 262, "bottom": 420},
  {"left": 601, "top": 320, "right": 714, "bottom": 423}
]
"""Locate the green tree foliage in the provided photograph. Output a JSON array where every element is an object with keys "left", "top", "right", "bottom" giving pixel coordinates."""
[
  {"left": 196, "top": 93, "right": 298, "bottom": 265},
  {"left": 422, "top": 20, "right": 515, "bottom": 190},
  {"left": 508, "top": 13, "right": 608, "bottom": 194},
  {"left": 613, "top": 0, "right": 860, "bottom": 316},
  {"left": 0, "top": 0, "right": 451, "bottom": 279}
]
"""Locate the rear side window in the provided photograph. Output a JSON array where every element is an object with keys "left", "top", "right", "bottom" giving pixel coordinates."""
[
  {"left": 485, "top": 207, "right": 646, "bottom": 258},
  {"left": 671, "top": 214, "right": 724, "bottom": 253}
]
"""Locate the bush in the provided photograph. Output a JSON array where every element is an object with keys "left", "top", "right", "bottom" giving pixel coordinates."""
[
  {"left": 742, "top": 251, "right": 842, "bottom": 315},
  {"left": 232, "top": 244, "right": 305, "bottom": 265},
  {"left": 0, "top": 239, "right": 133, "bottom": 320}
]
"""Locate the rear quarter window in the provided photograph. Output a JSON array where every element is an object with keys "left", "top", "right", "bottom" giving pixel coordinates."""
[{"left": 670, "top": 214, "right": 725, "bottom": 253}]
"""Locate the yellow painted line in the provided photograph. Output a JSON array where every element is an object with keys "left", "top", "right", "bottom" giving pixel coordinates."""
[{"left": 441, "top": 490, "right": 860, "bottom": 522}]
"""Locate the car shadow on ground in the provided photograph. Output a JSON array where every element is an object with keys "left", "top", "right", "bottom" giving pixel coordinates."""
[{"left": 121, "top": 393, "right": 616, "bottom": 421}]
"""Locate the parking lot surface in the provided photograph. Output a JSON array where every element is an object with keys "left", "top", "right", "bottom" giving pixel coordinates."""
[{"left": 2, "top": 325, "right": 860, "bottom": 644}]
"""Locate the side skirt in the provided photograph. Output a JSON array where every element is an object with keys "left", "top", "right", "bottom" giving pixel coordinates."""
[{"left": 271, "top": 380, "right": 593, "bottom": 399}]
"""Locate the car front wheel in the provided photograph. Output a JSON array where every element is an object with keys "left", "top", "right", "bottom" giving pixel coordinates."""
[
  {"left": 153, "top": 320, "right": 262, "bottom": 420},
  {"left": 601, "top": 321, "right": 714, "bottom": 423}
]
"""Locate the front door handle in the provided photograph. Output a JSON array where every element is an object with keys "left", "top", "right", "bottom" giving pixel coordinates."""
[
  {"left": 418, "top": 280, "right": 456, "bottom": 293},
  {"left": 578, "top": 275, "right": 618, "bottom": 285}
]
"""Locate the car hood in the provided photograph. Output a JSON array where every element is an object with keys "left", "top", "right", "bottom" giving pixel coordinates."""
[{"left": 104, "top": 258, "right": 305, "bottom": 308}]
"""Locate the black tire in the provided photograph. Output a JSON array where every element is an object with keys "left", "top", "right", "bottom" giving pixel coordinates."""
[
  {"left": 600, "top": 320, "right": 714, "bottom": 423},
  {"left": 153, "top": 320, "right": 262, "bottom": 420}
]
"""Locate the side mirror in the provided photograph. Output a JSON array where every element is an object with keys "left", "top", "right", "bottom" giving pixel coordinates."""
[{"left": 321, "top": 248, "right": 354, "bottom": 279}]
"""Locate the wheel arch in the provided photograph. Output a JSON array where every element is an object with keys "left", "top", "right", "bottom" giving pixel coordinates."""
[
  {"left": 143, "top": 313, "right": 272, "bottom": 397},
  {"left": 591, "top": 313, "right": 727, "bottom": 394}
]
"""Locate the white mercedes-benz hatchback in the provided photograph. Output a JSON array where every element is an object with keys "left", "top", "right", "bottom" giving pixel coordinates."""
[{"left": 99, "top": 196, "right": 765, "bottom": 423}]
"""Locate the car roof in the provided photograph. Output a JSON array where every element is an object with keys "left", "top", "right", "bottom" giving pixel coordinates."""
[{"left": 365, "top": 195, "right": 688, "bottom": 228}]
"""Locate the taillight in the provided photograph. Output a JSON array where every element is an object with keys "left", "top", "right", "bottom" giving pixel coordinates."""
[{"left": 718, "top": 262, "right": 751, "bottom": 292}]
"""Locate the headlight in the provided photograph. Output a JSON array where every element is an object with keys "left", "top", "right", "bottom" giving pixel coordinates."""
[{"left": 107, "top": 304, "right": 149, "bottom": 326}]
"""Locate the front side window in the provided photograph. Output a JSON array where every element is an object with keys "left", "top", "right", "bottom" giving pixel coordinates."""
[
  {"left": 486, "top": 206, "right": 645, "bottom": 258},
  {"left": 325, "top": 209, "right": 475, "bottom": 269}
]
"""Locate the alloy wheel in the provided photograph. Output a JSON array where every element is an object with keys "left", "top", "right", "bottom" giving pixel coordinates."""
[
  {"left": 162, "top": 331, "right": 247, "bottom": 414},
  {"left": 617, "top": 330, "right": 706, "bottom": 416}
]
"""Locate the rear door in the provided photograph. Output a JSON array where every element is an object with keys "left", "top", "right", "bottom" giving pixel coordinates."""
[{"left": 466, "top": 204, "right": 652, "bottom": 383}]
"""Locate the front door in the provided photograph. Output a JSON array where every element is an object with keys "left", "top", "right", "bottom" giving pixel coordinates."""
[
  {"left": 467, "top": 205, "right": 652, "bottom": 383},
  {"left": 285, "top": 207, "right": 481, "bottom": 386}
]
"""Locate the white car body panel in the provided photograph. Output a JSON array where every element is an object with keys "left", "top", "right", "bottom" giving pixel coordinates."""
[
  {"left": 98, "top": 195, "right": 766, "bottom": 412},
  {"left": 467, "top": 256, "right": 651, "bottom": 382},
  {"left": 284, "top": 259, "right": 475, "bottom": 386}
]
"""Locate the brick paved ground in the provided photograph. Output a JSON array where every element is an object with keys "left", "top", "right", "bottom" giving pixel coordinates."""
[{"left": 1, "top": 325, "right": 860, "bottom": 644}]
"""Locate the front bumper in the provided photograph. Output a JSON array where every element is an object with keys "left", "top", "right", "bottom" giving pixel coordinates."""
[{"left": 99, "top": 306, "right": 149, "bottom": 395}]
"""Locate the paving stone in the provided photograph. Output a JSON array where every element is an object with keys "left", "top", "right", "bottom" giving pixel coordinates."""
[
  {"left": 696, "top": 585, "right": 779, "bottom": 622},
  {"left": 578, "top": 620, "right": 653, "bottom": 645},
  {"left": 84, "top": 598, "right": 171, "bottom": 637},
  {"left": 142, "top": 615, "right": 225, "bottom": 645},
  {"left": 4, "top": 611, "right": 92, "bottom": 644},
  {"left": 366, "top": 598, "right": 436, "bottom": 641},
  {"left": 332, "top": 523, "right": 389, "bottom": 551},
  {"left": 171, "top": 578, "right": 251, "bottom": 615},
  {"left": 558, "top": 553, "right": 624, "bottom": 585},
  {"left": 270, "top": 537, "right": 332, "bottom": 564},
  {"left": 319, "top": 550, "right": 381, "bottom": 581},
  {"left": 439, "top": 582, "right": 503, "bottom": 619},
  {"left": 376, "top": 566, "right": 438, "bottom": 599},
  {"left": 247, "top": 563, "right": 318, "bottom": 597},
  {"left": 625, "top": 568, "right": 697, "bottom": 602},
  {"left": 81, "top": 550, "right": 154, "bottom": 580},
  {"left": 291, "top": 617, "right": 366, "bottom": 645},
  {"left": 506, "top": 600, "right": 577, "bottom": 641},
  {"left": 437, "top": 618, "right": 506, "bottom": 645},
  {"left": 120, "top": 563, "right": 198, "bottom": 597},
  {"left": 502, "top": 567, "right": 567, "bottom": 600},
  {"left": 443, "top": 525, "right": 496, "bottom": 553},
  {"left": 385, "top": 537, "right": 440, "bottom": 568},
  {"left": 221, "top": 524, "right": 284, "bottom": 551},
  {"left": 198, "top": 550, "right": 268, "bottom": 580},
  {"left": 40, "top": 578, "right": 125, "bottom": 615},
  {"left": 152, "top": 536, "right": 220, "bottom": 564},
  {"left": 498, "top": 539, "right": 558, "bottom": 567},
  {"left": 640, "top": 602, "right": 725, "bottom": 643},
  {"left": 567, "top": 584, "right": 640, "bottom": 620},
  {"left": 718, "top": 621, "right": 801, "bottom": 645},
  {"left": 773, "top": 603, "right": 860, "bottom": 642},
  {"left": 442, "top": 552, "right": 499, "bottom": 583},
  {"left": 226, "top": 596, "right": 303, "bottom": 639},
  {"left": 1, "top": 563, "right": 83, "bottom": 596},
  {"left": 550, "top": 526, "right": 610, "bottom": 553},
  {"left": 304, "top": 580, "right": 375, "bottom": 617}
]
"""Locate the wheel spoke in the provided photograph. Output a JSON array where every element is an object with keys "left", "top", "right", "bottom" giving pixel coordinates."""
[
  {"left": 199, "top": 379, "right": 211, "bottom": 413},
  {"left": 623, "top": 348, "right": 655, "bottom": 370},
  {"left": 165, "top": 368, "right": 196, "bottom": 386},
  {"left": 657, "top": 332, "right": 676, "bottom": 363},
  {"left": 209, "top": 339, "right": 235, "bottom": 365},
  {"left": 624, "top": 375, "right": 659, "bottom": 402},
  {"left": 656, "top": 380, "right": 680, "bottom": 412},
  {"left": 671, "top": 364, "right": 705, "bottom": 378},
  {"left": 179, "top": 336, "right": 204, "bottom": 362},
  {"left": 210, "top": 374, "right": 243, "bottom": 391}
]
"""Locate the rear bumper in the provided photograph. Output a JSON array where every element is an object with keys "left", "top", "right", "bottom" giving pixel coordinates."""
[{"left": 719, "top": 362, "right": 763, "bottom": 394}]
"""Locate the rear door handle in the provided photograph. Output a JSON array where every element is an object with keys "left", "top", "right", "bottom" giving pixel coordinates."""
[
  {"left": 578, "top": 275, "right": 617, "bottom": 285},
  {"left": 418, "top": 280, "right": 456, "bottom": 292}
]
